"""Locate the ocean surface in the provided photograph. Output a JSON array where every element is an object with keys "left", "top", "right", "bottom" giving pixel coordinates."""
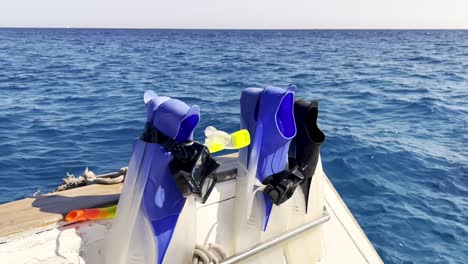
[{"left": 0, "top": 29, "right": 467, "bottom": 263}]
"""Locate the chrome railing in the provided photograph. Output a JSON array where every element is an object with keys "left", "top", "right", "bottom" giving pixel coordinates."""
[{"left": 221, "top": 210, "right": 330, "bottom": 264}]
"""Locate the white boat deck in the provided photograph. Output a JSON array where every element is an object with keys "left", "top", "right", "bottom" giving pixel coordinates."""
[{"left": 0, "top": 154, "right": 382, "bottom": 263}]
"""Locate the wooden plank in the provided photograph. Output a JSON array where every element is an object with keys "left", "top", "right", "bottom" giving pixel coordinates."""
[
  {"left": 0, "top": 153, "right": 238, "bottom": 240},
  {"left": 0, "top": 184, "right": 122, "bottom": 239}
]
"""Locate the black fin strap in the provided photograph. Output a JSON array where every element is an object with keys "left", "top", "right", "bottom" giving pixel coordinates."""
[{"left": 262, "top": 166, "right": 305, "bottom": 206}]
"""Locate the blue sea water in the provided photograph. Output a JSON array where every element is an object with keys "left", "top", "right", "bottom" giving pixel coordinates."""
[{"left": 0, "top": 29, "right": 467, "bottom": 263}]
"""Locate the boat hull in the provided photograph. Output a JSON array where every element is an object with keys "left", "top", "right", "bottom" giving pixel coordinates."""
[{"left": 0, "top": 155, "right": 382, "bottom": 264}]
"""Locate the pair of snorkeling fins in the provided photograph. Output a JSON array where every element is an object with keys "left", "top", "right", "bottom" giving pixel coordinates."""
[
  {"left": 236, "top": 85, "right": 325, "bottom": 226},
  {"left": 67, "top": 87, "right": 323, "bottom": 220},
  {"left": 104, "top": 87, "right": 324, "bottom": 264},
  {"left": 233, "top": 85, "right": 325, "bottom": 263}
]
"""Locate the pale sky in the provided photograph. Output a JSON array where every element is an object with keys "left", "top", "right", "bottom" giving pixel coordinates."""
[{"left": 0, "top": 0, "right": 467, "bottom": 29}]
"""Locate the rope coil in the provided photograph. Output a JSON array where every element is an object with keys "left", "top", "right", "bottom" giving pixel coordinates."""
[
  {"left": 54, "top": 167, "right": 127, "bottom": 192},
  {"left": 192, "top": 243, "right": 228, "bottom": 264}
]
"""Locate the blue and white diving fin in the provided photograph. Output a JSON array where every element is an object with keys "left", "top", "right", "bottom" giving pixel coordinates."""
[
  {"left": 233, "top": 85, "right": 296, "bottom": 263},
  {"left": 105, "top": 91, "right": 162, "bottom": 264},
  {"left": 143, "top": 93, "right": 200, "bottom": 264},
  {"left": 284, "top": 99, "right": 326, "bottom": 263},
  {"left": 105, "top": 91, "right": 200, "bottom": 264}
]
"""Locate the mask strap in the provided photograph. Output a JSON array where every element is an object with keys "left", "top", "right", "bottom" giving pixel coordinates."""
[{"left": 153, "top": 128, "right": 198, "bottom": 161}]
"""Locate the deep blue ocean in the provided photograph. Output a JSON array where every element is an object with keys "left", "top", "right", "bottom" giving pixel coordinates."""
[{"left": 0, "top": 29, "right": 467, "bottom": 263}]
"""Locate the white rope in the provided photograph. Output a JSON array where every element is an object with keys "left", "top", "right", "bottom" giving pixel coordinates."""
[
  {"left": 55, "top": 167, "right": 128, "bottom": 192},
  {"left": 84, "top": 167, "right": 127, "bottom": 185},
  {"left": 192, "top": 243, "right": 228, "bottom": 264}
]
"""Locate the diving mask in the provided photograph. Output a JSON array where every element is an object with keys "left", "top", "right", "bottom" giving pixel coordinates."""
[{"left": 153, "top": 128, "right": 220, "bottom": 203}]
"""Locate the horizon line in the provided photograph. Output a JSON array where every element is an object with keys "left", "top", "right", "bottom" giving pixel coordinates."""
[{"left": 1, "top": 27, "right": 468, "bottom": 31}]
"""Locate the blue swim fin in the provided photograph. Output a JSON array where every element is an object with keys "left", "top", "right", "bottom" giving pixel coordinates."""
[
  {"left": 238, "top": 85, "right": 296, "bottom": 231},
  {"left": 105, "top": 92, "right": 163, "bottom": 264},
  {"left": 106, "top": 91, "right": 200, "bottom": 264},
  {"left": 142, "top": 92, "right": 200, "bottom": 264}
]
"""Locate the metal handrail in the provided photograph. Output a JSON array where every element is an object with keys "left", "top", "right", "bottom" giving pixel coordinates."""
[{"left": 220, "top": 211, "right": 330, "bottom": 264}]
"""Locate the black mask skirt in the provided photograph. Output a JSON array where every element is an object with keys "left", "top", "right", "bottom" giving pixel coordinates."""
[{"left": 147, "top": 127, "right": 220, "bottom": 203}]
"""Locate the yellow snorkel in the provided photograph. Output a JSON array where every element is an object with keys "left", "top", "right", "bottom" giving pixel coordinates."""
[{"left": 204, "top": 126, "right": 250, "bottom": 153}]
